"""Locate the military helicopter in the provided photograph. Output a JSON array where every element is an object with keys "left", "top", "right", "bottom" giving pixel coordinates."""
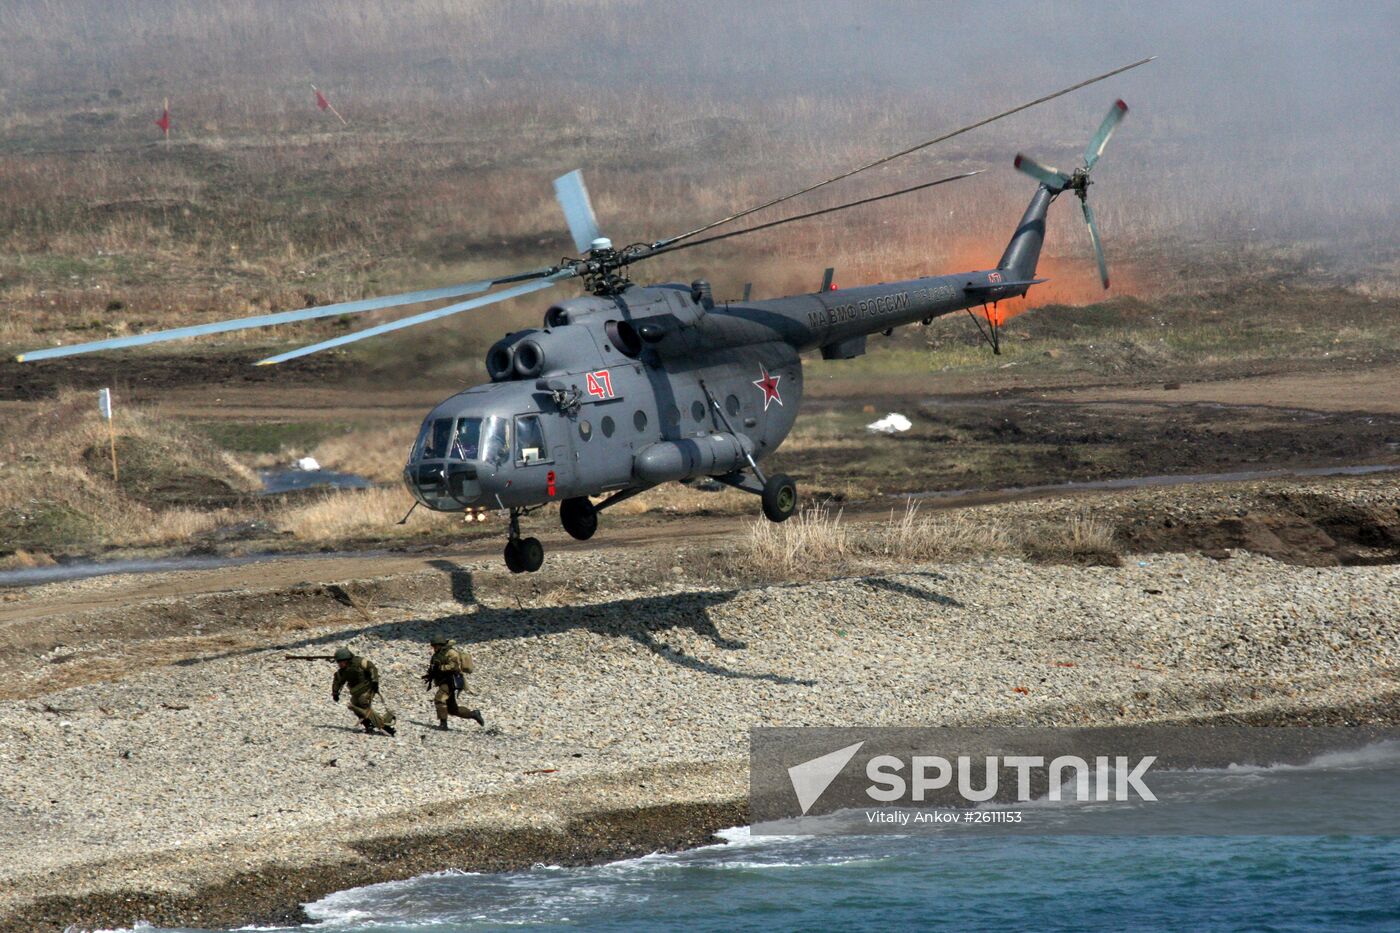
[{"left": 17, "top": 60, "right": 1150, "bottom": 573}]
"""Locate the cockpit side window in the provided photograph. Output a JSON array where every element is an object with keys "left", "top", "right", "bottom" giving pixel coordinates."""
[
  {"left": 417, "top": 417, "right": 454, "bottom": 460},
  {"left": 411, "top": 419, "right": 431, "bottom": 460},
  {"left": 481, "top": 415, "right": 510, "bottom": 465},
  {"left": 514, "top": 414, "right": 549, "bottom": 464}
]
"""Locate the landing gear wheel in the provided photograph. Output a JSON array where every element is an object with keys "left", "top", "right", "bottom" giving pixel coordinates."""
[
  {"left": 761, "top": 473, "right": 797, "bottom": 523},
  {"left": 503, "top": 539, "right": 525, "bottom": 573},
  {"left": 560, "top": 497, "right": 598, "bottom": 540},
  {"left": 516, "top": 536, "right": 545, "bottom": 572}
]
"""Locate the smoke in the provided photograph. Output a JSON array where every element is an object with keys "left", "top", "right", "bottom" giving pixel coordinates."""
[{"left": 0, "top": 1, "right": 1393, "bottom": 270}]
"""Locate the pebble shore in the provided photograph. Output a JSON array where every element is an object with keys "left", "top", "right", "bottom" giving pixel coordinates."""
[{"left": 1, "top": 519, "right": 1397, "bottom": 930}]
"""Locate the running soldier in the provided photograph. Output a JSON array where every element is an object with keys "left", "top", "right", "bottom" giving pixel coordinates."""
[
  {"left": 423, "top": 636, "right": 485, "bottom": 730},
  {"left": 331, "top": 646, "right": 397, "bottom": 736}
]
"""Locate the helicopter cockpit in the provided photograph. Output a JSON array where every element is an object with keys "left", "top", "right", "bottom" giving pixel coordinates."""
[
  {"left": 404, "top": 404, "right": 559, "bottom": 511},
  {"left": 404, "top": 413, "right": 511, "bottom": 510}
]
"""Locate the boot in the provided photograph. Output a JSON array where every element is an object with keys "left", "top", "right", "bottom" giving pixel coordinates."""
[
  {"left": 383, "top": 724, "right": 397, "bottom": 737},
  {"left": 438, "top": 718, "right": 450, "bottom": 731},
  {"left": 468, "top": 709, "right": 485, "bottom": 727},
  {"left": 363, "top": 722, "right": 378, "bottom": 735}
]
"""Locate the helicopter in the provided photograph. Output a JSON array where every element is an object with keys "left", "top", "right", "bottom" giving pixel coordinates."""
[{"left": 16, "top": 60, "right": 1150, "bottom": 573}]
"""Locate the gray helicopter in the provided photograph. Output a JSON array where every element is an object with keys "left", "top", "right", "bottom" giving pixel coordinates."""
[{"left": 17, "top": 61, "right": 1149, "bottom": 573}]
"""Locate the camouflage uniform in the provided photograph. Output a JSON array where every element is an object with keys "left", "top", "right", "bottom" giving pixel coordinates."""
[
  {"left": 425, "top": 637, "right": 484, "bottom": 729},
  {"left": 332, "top": 648, "right": 396, "bottom": 735}
]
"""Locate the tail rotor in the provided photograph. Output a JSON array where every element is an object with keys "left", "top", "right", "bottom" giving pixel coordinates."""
[{"left": 1014, "top": 99, "right": 1128, "bottom": 289}]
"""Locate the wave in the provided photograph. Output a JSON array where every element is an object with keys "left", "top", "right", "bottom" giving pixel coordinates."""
[
  {"left": 301, "top": 826, "right": 888, "bottom": 928},
  {"left": 1205, "top": 740, "right": 1400, "bottom": 774}
]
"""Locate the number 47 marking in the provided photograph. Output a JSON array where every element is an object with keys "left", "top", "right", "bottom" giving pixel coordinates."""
[{"left": 585, "top": 369, "right": 614, "bottom": 399}]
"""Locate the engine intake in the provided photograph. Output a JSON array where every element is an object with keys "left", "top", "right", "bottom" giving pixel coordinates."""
[
  {"left": 486, "top": 342, "right": 514, "bottom": 380},
  {"left": 513, "top": 339, "right": 545, "bottom": 378}
]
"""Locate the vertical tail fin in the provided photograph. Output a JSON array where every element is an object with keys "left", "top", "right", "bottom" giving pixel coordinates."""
[{"left": 997, "top": 185, "right": 1055, "bottom": 282}]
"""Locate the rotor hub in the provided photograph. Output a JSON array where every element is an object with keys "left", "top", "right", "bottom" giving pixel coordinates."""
[{"left": 1068, "top": 168, "right": 1092, "bottom": 200}]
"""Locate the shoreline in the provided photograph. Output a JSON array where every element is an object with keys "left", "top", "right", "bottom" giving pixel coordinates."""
[
  {"left": 6, "top": 695, "right": 1399, "bottom": 932},
  {"left": 3, "top": 789, "right": 749, "bottom": 932}
]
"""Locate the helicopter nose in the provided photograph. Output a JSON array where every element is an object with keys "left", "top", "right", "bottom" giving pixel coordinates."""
[{"left": 403, "top": 460, "right": 483, "bottom": 510}]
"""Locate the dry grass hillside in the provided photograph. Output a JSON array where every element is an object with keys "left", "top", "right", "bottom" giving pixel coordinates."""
[
  {"left": 0, "top": 390, "right": 256, "bottom": 552},
  {"left": 0, "top": 393, "right": 470, "bottom": 561}
]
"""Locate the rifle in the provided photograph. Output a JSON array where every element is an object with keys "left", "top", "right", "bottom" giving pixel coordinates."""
[{"left": 285, "top": 654, "right": 336, "bottom": 661}]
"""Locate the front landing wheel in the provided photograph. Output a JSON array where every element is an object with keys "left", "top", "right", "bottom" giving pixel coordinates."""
[
  {"left": 503, "top": 538, "right": 544, "bottom": 572},
  {"left": 761, "top": 473, "right": 797, "bottom": 523},
  {"left": 503, "top": 540, "right": 524, "bottom": 573},
  {"left": 516, "top": 536, "right": 545, "bottom": 572}
]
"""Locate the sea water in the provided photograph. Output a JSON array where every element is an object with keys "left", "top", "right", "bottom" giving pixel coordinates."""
[
  {"left": 283, "top": 832, "right": 1399, "bottom": 932},
  {"left": 135, "top": 746, "right": 1400, "bottom": 932}
]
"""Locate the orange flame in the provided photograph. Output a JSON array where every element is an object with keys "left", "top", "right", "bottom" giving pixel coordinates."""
[{"left": 932, "top": 236, "right": 1138, "bottom": 326}]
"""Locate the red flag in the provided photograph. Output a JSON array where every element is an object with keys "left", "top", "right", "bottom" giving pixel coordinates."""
[
  {"left": 310, "top": 85, "right": 347, "bottom": 124},
  {"left": 155, "top": 98, "right": 170, "bottom": 137}
]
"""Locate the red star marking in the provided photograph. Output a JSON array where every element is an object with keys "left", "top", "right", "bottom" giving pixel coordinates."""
[{"left": 753, "top": 367, "right": 782, "bottom": 411}]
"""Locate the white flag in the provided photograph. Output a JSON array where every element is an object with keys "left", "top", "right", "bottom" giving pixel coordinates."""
[{"left": 98, "top": 387, "right": 112, "bottom": 421}]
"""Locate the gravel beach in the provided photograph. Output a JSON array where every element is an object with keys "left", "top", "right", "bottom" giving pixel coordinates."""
[{"left": 1, "top": 479, "right": 1397, "bottom": 931}]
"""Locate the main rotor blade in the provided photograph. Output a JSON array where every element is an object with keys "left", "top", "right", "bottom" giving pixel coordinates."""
[
  {"left": 650, "top": 56, "right": 1155, "bottom": 250},
  {"left": 553, "top": 170, "right": 601, "bottom": 254},
  {"left": 1081, "top": 199, "right": 1110, "bottom": 289},
  {"left": 645, "top": 171, "right": 982, "bottom": 259},
  {"left": 1084, "top": 99, "right": 1129, "bottom": 170},
  {"left": 255, "top": 271, "right": 576, "bottom": 365},
  {"left": 14, "top": 274, "right": 554, "bottom": 363},
  {"left": 1012, "top": 154, "right": 1073, "bottom": 190}
]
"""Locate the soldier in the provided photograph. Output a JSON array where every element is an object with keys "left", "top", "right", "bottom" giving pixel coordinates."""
[
  {"left": 331, "top": 646, "right": 397, "bottom": 736},
  {"left": 423, "top": 636, "right": 485, "bottom": 730}
]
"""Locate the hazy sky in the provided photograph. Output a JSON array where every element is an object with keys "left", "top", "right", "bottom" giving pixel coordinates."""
[{"left": 2, "top": 1, "right": 1393, "bottom": 244}]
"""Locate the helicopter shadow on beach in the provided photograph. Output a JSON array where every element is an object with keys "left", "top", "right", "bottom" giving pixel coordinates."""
[
  {"left": 184, "top": 560, "right": 962, "bottom": 684},
  {"left": 391, "top": 562, "right": 967, "bottom": 683},
  {"left": 406, "top": 561, "right": 811, "bottom": 686},
  {"left": 180, "top": 560, "right": 817, "bottom": 683},
  {"left": 236, "top": 559, "right": 814, "bottom": 685}
]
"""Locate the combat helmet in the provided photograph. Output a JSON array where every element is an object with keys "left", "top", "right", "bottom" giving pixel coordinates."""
[
  {"left": 333, "top": 646, "right": 353, "bottom": 661},
  {"left": 429, "top": 635, "right": 453, "bottom": 647}
]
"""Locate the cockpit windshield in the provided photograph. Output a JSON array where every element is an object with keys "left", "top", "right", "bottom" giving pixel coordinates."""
[
  {"left": 413, "top": 415, "right": 509, "bottom": 463},
  {"left": 452, "top": 418, "right": 482, "bottom": 459}
]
